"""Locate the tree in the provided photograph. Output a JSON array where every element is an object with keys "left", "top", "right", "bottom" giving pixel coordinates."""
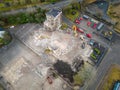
[
  {"left": 8, "top": 15, "right": 16, "bottom": 24},
  {"left": 79, "top": 0, "right": 90, "bottom": 12},
  {"left": 40, "top": 0, "right": 45, "bottom": 2},
  {"left": 25, "top": 0, "right": 31, "bottom": 4},
  {"left": 73, "top": 74, "right": 83, "bottom": 85},
  {"left": 0, "top": 21, "right": 5, "bottom": 26},
  {"left": 19, "top": 0, "right": 26, "bottom": 5},
  {"left": 3, "top": 32, "right": 11, "bottom": 45},
  {"left": 53, "top": 60, "right": 74, "bottom": 82}
]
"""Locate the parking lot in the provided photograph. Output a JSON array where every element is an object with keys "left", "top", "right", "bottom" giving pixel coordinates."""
[
  {"left": 71, "top": 15, "right": 117, "bottom": 65},
  {"left": 75, "top": 15, "right": 115, "bottom": 46}
]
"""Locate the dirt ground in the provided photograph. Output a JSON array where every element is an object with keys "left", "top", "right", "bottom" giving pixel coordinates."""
[{"left": 0, "top": 24, "right": 94, "bottom": 90}]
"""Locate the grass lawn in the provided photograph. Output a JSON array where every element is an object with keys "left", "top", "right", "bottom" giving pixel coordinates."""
[
  {"left": 73, "top": 62, "right": 93, "bottom": 86},
  {"left": 66, "top": 9, "right": 79, "bottom": 22},
  {"left": 63, "top": 2, "right": 80, "bottom": 22},
  {"left": 73, "top": 73, "right": 84, "bottom": 85},
  {"left": 60, "top": 23, "right": 68, "bottom": 30},
  {"left": 97, "top": 64, "right": 120, "bottom": 90},
  {"left": 0, "top": 84, "right": 4, "bottom": 90},
  {"left": 0, "top": 32, "right": 12, "bottom": 48},
  {"left": 0, "top": 0, "right": 60, "bottom": 12},
  {"left": 0, "top": 2, "right": 48, "bottom": 12},
  {"left": 107, "top": 4, "right": 120, "bottom": 34},
  {"left": 0, "top": 3, "right": 5, "bottom": 8}
]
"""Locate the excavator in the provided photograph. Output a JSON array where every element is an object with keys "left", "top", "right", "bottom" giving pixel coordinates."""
[{"left": 72, "top": 25, "right": 78, "bottom": 37}]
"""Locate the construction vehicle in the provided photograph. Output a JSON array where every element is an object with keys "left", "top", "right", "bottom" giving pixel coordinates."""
[{"left": 72, "top": 25, "right": 78, "bottom": 37}]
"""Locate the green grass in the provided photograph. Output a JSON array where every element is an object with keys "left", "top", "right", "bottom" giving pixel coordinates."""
[
  {"left": 73, "top": 62, "right": 93, "bottom": 86},
  {"left": 0, "top": 32, "right": 12, "bottom": 48},
  {"left": 0, "top": 3, "right": 5, "bottom": 8},
  {"left": 66, "top": 9, "right": 79, "bottom": 22},
  {"left": 0, "top": 0, "right": 60, "bottom": 12},
  {"left": 97, "top": 64, "right": 120, "bottom": 90},
  {"left": 0, "top": 2, "right": 39, "bottom": 12},
  {"left": 63, "top": 2, "right": 80, "bottom": 22},
  {"left": 73, "top": 73, "right": 84, "bottom": 85},
  {"left": 0, "top": 84, "right": 4, "bottom": 90},
  {"left": 60, "top": 23, "right": 68, "bottom": 30},
  {"left": 107, "top": 4, "right": 120, "bottom": 34}
]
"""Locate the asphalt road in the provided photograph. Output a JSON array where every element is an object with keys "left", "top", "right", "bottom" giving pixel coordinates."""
[
  {"left": 62, "top": 15, "right": 73, "bottom": 27},
  {"left": 2, "top": 0, "right": 83, "bottom": 16}
]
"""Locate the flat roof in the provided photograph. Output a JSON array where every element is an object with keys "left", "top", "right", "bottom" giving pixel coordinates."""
[{"left": 46, "top": 9, "right": 61, "bottom": 17}]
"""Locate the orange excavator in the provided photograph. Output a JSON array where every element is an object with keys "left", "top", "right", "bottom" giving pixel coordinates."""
[{"left": 72, "top": 25, "right": 78, "bottom": 37}]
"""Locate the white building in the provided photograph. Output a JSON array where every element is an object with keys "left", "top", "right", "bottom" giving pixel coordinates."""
[{"left": 44, "top": 9, "right": 62, "bottom": 31}]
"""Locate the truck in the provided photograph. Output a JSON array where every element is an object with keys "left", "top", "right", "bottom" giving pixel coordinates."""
[{"left": 97, "top": 23, "right": 104, "bottom": 31}]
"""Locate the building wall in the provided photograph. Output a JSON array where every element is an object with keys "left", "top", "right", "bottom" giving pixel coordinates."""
[{"left": 44, "top": 11, "right": 62, "bottom": 31}]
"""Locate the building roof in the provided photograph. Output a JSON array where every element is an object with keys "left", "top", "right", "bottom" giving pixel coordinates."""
[{"left": 46, "top": 9, "right": 61, "bottom": 17}]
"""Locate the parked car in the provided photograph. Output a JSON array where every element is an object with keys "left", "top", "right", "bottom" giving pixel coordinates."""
[
  {"left": 97, "top": 23, "right": 104, "bottom": 31},
  {"left": 92, "top": 23, "right": 97, "bottom": 29},
  {"left": 89, "top": 39, "right": 95, "bottom": 46},
  {"left": 77, "top": 28, "right": 84, "bottom": 33},
  {"left": 81, "top": 42, "right": 85, "bottom": 49},
  {"left": 87, "top": 21, "right": 91, "bottom": 27},
  {"left": 83, "top": 15, "right": 89, "bottom": 19},
  {"left": 79, "top": 17, "right": 83, "bottom": 21},
  {"left": 86, "top": 33, "right": 92, "bottom": 38},
  {"left": 75, "top": 19, "right": 80, "bottom": 24},
  {"left": 92, "top": 32, "right": 99, "bottom": 36}
]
